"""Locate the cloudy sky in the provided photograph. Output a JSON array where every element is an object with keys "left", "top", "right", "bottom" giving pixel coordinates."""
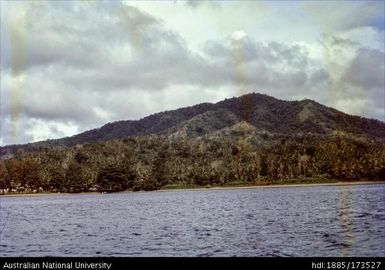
[{"left": 1, "top": 0, "right": 384, "bottom": 145}]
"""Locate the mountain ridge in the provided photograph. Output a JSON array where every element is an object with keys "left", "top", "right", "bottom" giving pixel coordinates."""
[{"left": 1, "top": 92, "right": 385, "bottom": 157}]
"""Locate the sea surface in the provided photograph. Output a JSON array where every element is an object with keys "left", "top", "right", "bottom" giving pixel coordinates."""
[{"left": 0, "top": 183, "right": 384, "bottom": 257}]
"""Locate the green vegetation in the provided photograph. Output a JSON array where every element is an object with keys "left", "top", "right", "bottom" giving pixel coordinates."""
[
  {"left": 1, "top": 93, "right": 385, "bottom": 194},
  {"left": 1, "top": 132, "right": 384, "bottom": 194},
  {"left": 2, "top": 93, "right": 385, "bottom": 157}
]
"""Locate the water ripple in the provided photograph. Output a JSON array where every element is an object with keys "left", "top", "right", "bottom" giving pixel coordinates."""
[{"left": 0, "top": 183, "right": 384, "bottom": 256}]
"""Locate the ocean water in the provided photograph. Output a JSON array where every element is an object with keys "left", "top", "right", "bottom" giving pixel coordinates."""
[{"left": 0, "top": 183, "right": 384, "bottom": 257}]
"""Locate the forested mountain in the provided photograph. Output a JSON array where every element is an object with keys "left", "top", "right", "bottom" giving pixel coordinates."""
[
  {"left": 1, "top": 93, "right": 385, "bottom": 157},
  {"left": 1, "top": 93, "right": 385, "bottom": 193}
]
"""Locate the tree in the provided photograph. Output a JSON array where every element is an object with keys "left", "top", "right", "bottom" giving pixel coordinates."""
[
  {"left": 4, "top": 158, "right": 42, "bottom": 188},
  {"left": 149, "top": 151, "right": 169, "bottom": 189},
  {"left": 96, "top": 164, "right": 128, "bottom": 192},
  {"left": 0, "top": 161, "right": 10, "bottom": 189},
  {"left": 49, "top": 169, "right": 65, "bottom": 191},
  {"left": 142, "top": 176, "right": 159, "bottom": 191},
  {"left": 22, "top": 159, "right": 42, "bottom": 189},
  {"left": 64, "top": 162, "right": 86, "bottom": 193}
]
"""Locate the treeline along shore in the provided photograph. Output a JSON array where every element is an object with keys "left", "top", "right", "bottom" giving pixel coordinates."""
[{"left": 1, "top": 130, "right": 384, "bottom": 195}]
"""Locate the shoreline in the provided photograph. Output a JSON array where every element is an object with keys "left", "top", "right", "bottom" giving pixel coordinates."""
[
  {"left": 158, "top": 180, "right": 385, "bottom": 192},
  {"left": 1, "top": 180, "right": 384, "bottom": 198}
]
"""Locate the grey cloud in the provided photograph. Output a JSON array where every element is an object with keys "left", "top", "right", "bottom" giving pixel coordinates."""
[
  {"left": 309, "top": 69, "right": 330, "bottom": 86},
  {"left": 3, "top": 2, "right": 159, "bottom": 72},
  {"left": 342, "top": 48, "right": 384, "bottom": 90},
  {"left": 1, "top": 76, "right": 101, "bottom": 125},
  {"left": 204, "top": 38, "right": 309, "bottom": 70},
  {"left": 248, "top": 68, "right": 308, "bottom": 91},
  {"left": 230, "top": 37, "right": 259, "bottom": 62},
  {"left": 1, "top": 115, "right": 36, "bottom": 146},
  {"left": 201, "top": 37, "right": 312, "bottom": 94},
  {"left": 3, "top": 1, "right": 315, "bottom": 97},
  {"left": 203, "top": 41, "right": 229, "bottom": 58},
  {"left": 204, "top": 38, "right": 260, "bottom": 64},
  {"left": 322, "top": 34, "right": 361, "bottom": 48},
  {"left": 303, "top": 1, "right": 384, "bottom": 32},
  {"left": 268, "top": 42, "right": 309, "bottom": 69},
  {"left": 22, "top": 96, "right": 96, "bottom": 123},
  {"left": 323, "top": 47, "right": 385, "bottom": 121},
  {"left": 46, "top": 27, "right": 316, "bottom": 99}
]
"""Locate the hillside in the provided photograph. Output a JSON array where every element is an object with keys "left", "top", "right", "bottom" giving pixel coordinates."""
[
  {"left": 1, "top": 92, "right": 385, "bottom": 157},
  {"left": 1, "top": 92, "right": 385, "bottom": 193}
]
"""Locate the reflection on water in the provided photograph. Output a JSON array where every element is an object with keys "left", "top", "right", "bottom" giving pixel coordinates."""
[
  {"left": 338, "top": 186, "right": 353, "bottom": 256},
  {"left": 0, "top": 183, "right": 384, "bottom": 257}
]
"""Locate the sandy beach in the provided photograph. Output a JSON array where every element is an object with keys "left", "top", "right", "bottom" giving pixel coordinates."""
[
  {"left": 159, "top": 180, "right": 385, "bottom": 192},
  {"left": 1, "top": 180, "right": 384, "bottom": 198}
]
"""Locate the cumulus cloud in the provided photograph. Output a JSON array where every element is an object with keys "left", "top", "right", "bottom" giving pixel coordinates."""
[
  {"left": 335, "top": 48, "right": 385, "bottom": 119},
  {"left": 201, "top": 33, "right": 315, "bottom": 97},
  {"left": 0, "top": 0, "right": 384, "bottom": 145},
  {"left": 342, "top": 48, "right": 384, "bottom": 90}
]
